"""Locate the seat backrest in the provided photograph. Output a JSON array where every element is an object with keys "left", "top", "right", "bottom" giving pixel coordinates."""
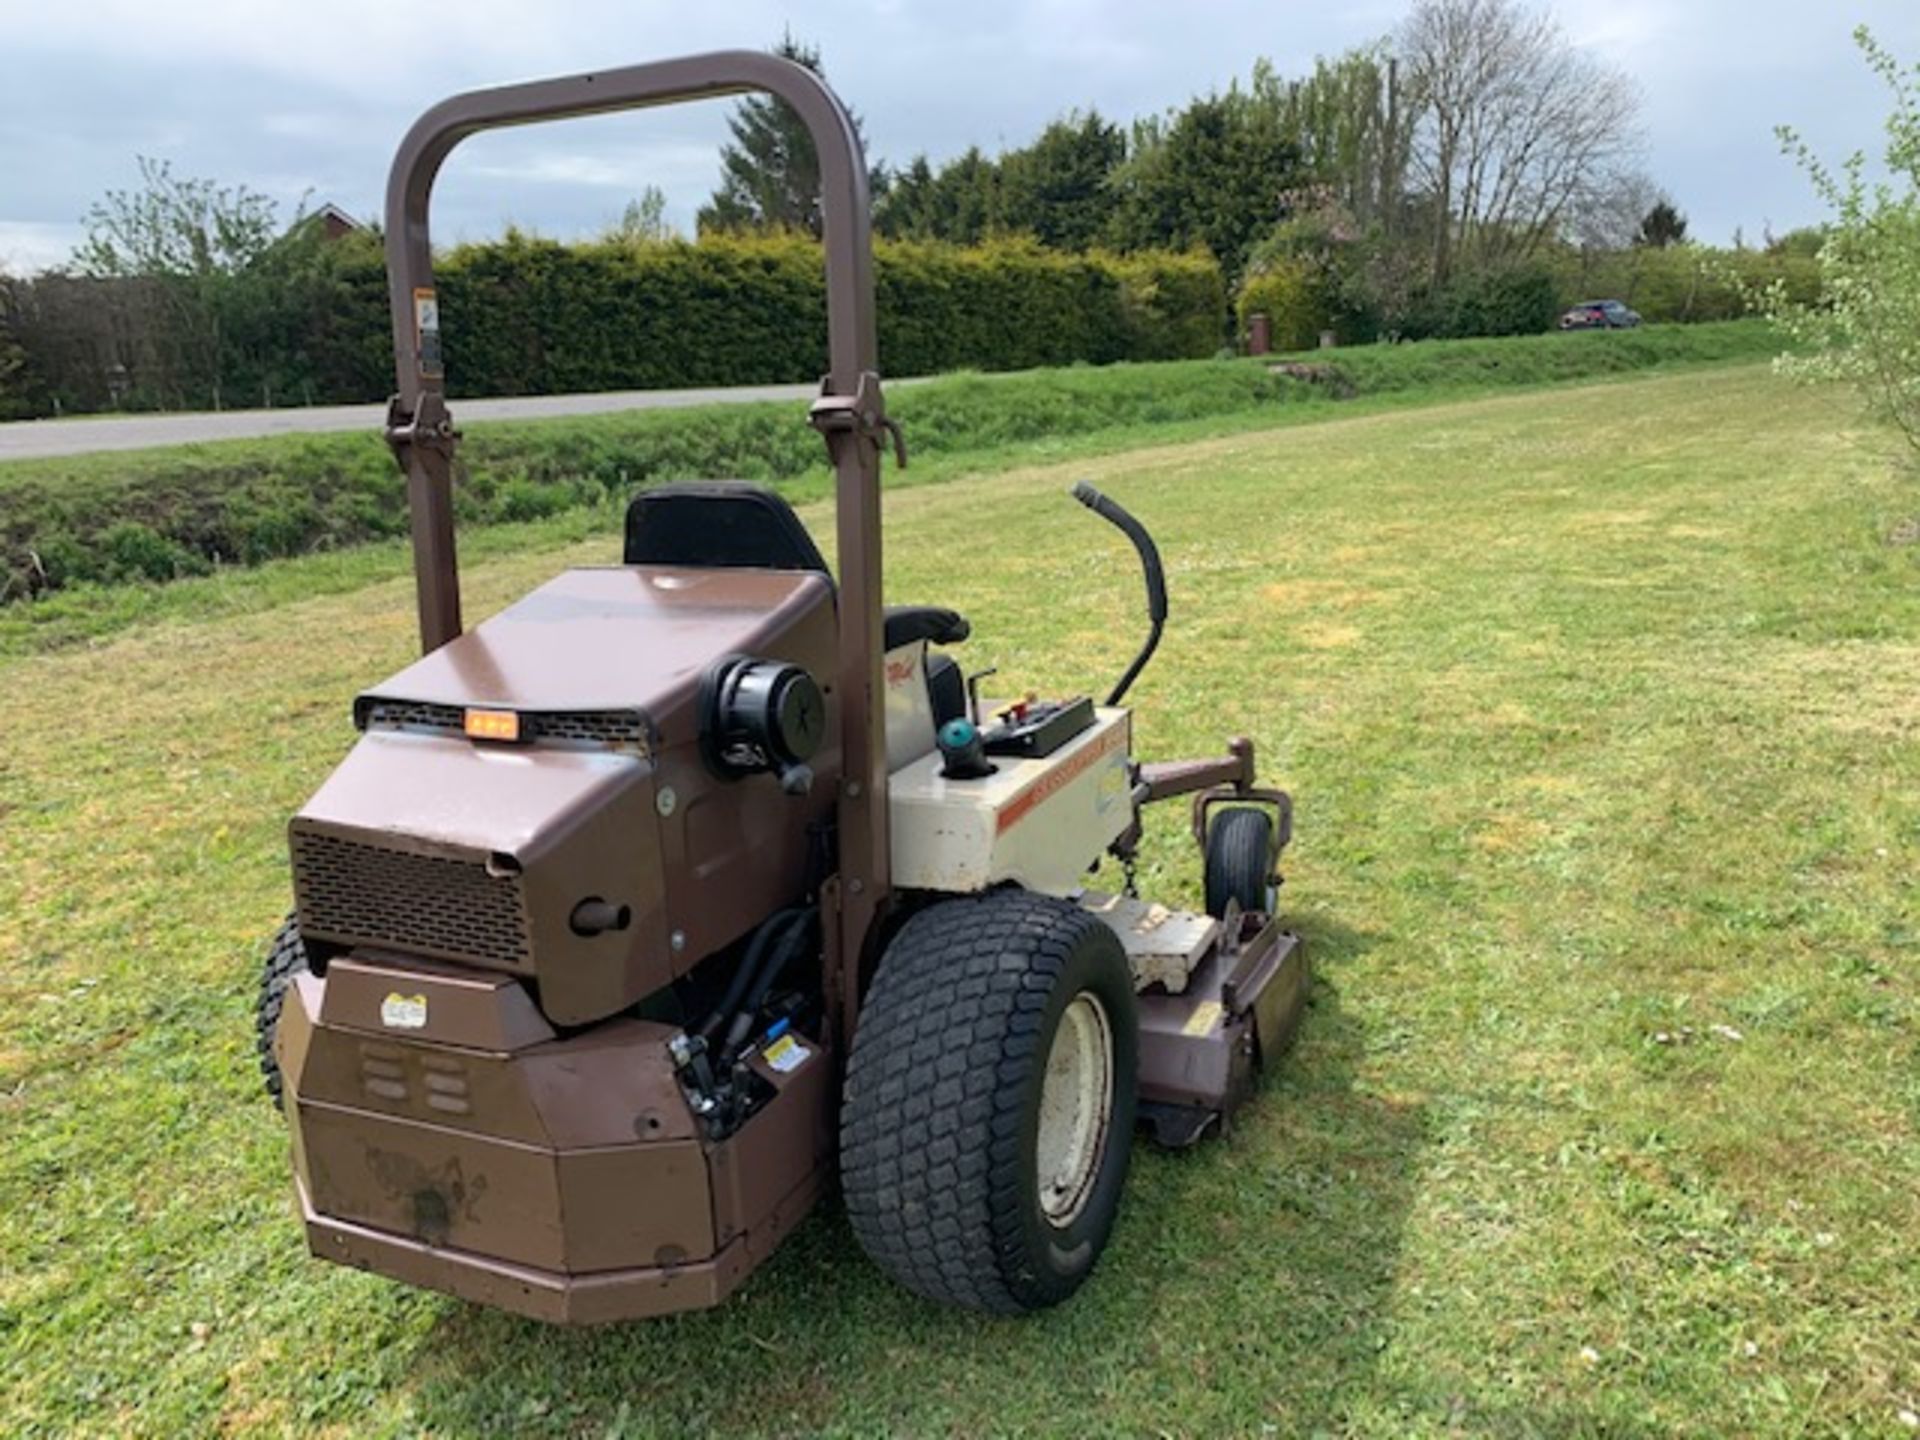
[{"left": 624, "top": 482, "right": 829, "bottom": 575}]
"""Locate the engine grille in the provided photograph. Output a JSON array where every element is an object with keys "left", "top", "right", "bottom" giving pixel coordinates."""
[
  {"left": 291, "top": 829, "right": 531, "bottom": 969},
  {"left": 357, "top": 698, "right": 647, "bottom": 752}
]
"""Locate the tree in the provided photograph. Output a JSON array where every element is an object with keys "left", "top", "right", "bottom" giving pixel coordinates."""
[
  {"left": 71, "top": 156, "right": 295, "bottom": 409},
  {"left": 1636, "top": 198, "right": 1688, "bottom": 248},
  {"left": 1279, "top": 47, "right": 1412, "bottom": 236},
  {"left": 1767, "top": 27, "right": 1920, "bottom": 459},
  {"left": 1109, "top": 69, "right": 1309, "bottom": 277},
  {"left": 0, "top": 281, "right": 30, "bottom": 419},
  {"left": 874, "top": 147, "right": 1002, "bottom": 245},
  {"left": 1398, "top": 0, "right": 1642, "bottom": 283},
  {"left": 606, "top": 186, "right": 676, "bottom": 245},
  {"left": 997, "top": 111, "right": 1125, "bottom": 250},
  {"left": 698, "top": 33, "right": 869, "bottom": 237}
]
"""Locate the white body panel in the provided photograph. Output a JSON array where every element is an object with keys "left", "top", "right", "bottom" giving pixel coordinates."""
[
  {"left": 882, "top": 639, "right": 937, "bottom": 772},
  {"left": 889, "top": 707, "right": 1133, "bottom": 896}
]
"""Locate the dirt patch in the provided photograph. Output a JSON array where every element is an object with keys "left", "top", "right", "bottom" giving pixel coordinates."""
[
  {"left": 1473, "top": 812, "right": 1551, "bottom": 853},
  {"left": 1297, "top": 622, "right": 1363, "bottom": 650},
  {"left": 1478, "top": 701, "right": 1537, "bottom": 728},
  {"left": 1576, "top": 509, "right": 1656, "bottom": 528},
  {"left": 1262, "top": 579, "right": 1393, "bottom": 611}
]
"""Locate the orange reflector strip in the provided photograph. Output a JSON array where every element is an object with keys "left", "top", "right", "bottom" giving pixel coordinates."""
[{"left": 463, "top": 708, "right": 521, "bottom": 742}]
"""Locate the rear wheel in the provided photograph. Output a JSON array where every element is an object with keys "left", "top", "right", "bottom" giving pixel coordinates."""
[
  {"left": 1204, "top": 807, "right": 1277, "bottom": 919},
  {"left": 840, "top": 888, "right": 1138, "bottom": 1313},
  {"left": 255, "top": 916, "right": 312, "bottom": 1105}
]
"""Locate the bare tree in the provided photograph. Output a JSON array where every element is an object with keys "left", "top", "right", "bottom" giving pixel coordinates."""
[{"left": 1400, "top": 0, "right": 1641, "bottom": 282}]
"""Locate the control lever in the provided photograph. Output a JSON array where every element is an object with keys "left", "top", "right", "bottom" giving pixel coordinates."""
[
  {"left": 1071, "top": 480, "right": 1167, "bottom": 706},
  {"left": 965, "top": 666, "right": 998, "bottom": 727},
  {"left": 936, "top": 718, "right": 994, "bottom": 779}
]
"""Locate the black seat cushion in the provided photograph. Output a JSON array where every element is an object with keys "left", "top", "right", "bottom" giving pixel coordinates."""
[
  {"left": 884, "top": 605, "right": 970, "bottom": 650},
  {"left": 624, "top": 482, "right": 829, "bottom": 574},
  {"left": 927, "top": 652, "right": 966, "bottom": 727}
]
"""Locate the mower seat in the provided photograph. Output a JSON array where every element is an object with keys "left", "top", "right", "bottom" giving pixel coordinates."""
[
  {"left": 884, "top": 606, "right": 969, "bottom": 650},
  {"left": 623, "top": 484, "right": 966, "bottom": 772},
  {"left": 623, "top": 482, "right": 829, "bottom": 575}
]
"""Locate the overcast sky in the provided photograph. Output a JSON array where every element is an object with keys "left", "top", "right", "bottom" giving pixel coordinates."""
[{"left": 1, "top": 0, "right": 1914, "bottom": 274}]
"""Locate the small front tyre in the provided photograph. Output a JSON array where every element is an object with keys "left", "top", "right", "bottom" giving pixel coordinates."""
[
  {"left": 840, "top": 888, "right": 1138, "bottom": 1314},
  {"left": 1204, "top": 806, "right": 1277, "bottom": 919}
]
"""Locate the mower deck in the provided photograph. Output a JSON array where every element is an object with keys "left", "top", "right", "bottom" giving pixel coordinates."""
[{"left": 1083, "top": 893, "right": 1309, "bottom": 1146}]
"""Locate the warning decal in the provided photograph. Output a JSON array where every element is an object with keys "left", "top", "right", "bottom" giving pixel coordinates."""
[
  {"left": 762, "top": 1033, "right": 810, "bottom": 1073},
  {"left": 381, "top": 991, "right": 428, "bottom": 1030},
  {"left": 413, "top": 287, "right": 443, "bottom": 379}
]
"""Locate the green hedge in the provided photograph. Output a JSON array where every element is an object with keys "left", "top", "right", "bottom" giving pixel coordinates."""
[
  {"left": 0, "top": 321, "right": 1784, "bottom": 603},
  {"left": 436, "top": 233, "right": 1225, "bottom": 393},
  {"left": 3, "top": 233, "right": 1225, "bottom": 418}
]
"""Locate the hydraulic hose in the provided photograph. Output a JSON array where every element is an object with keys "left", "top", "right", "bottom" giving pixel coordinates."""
[
  {"left": 697, "top": 907, "right": 802, "bottom": 1043},
  {"left": 1071, "top": 480, "right": 1167, "bottom": 706},
  {"left": 721, "top": 908, "right": 818, "bottom": 1057}
]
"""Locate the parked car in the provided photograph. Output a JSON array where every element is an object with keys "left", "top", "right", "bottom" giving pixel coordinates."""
[{"left": 1560, "top": 299, "right": 1642, "bottom": 330}]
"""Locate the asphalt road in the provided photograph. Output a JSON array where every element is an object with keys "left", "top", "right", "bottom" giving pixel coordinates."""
[{"left": 0, "top": 381, "right": 825, "bottom": 462}]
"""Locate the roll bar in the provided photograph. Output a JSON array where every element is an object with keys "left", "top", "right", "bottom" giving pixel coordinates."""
[{"left": 380, "top": 52, "right": 894, "bottom": 1034}]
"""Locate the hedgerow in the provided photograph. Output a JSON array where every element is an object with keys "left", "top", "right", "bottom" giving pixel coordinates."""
[{"left": 3, "top": 233, "right": 1225, "bottom": 418}]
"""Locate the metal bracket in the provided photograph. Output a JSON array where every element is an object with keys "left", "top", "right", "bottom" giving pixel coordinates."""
[
  {"left": 809, "top": 371, "right": 906, "bottom": 470},
  {"left": 383, "top": 391, "right": 460, "bottom": 472}
]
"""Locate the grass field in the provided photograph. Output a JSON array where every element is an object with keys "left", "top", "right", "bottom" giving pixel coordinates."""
[
  {"left": 0, "top": 321, "right": 1780, "bottom": 623},
  {"left": 2, "top": 363, "right": 1917, "bottom": 1437}
]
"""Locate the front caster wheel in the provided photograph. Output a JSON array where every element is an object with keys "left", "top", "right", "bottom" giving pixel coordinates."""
[
  {"left": 840, "top": 888, "right": 1138, "bottom": 1313},
  {"left": 1204, "top": 806, "right": 1277, "bottom": 919}
]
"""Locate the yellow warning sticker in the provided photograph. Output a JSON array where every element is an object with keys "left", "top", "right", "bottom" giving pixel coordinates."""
[
  {"left": 380, "top": 992, "right": 428, "bottom": 1030},
  {"left": 1182, "top": 1000, "right": 1224, "bottom": 1037},
  {"left": 762, "top": 1033, "right": 810, "bottom": 1073}
]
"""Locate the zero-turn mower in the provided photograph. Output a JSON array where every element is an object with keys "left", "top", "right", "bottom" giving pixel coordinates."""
[{"left": 260, "top": 50, "right": 1308, "bottom": 1322}]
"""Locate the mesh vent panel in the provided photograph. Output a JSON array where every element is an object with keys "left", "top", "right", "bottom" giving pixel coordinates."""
[{"left": 292, "top": 830, "right": 530, "bottom": 969}]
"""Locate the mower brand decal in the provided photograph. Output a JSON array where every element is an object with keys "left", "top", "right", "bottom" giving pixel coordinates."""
[
  {"left": 762, "top": 1033, "right": 809, "bottom": 1073},
  {"left": 885, "top": 656, "right": 918, "bottom": 688},
  {"left": 994, "top": 723, "right": 1129, "bottom": 834},
  {"left": 413, "top": 287, "right": 443, "bottom": 378},
  {"left": 380, "top": 991, "right": 429, "bottom": 1030},
  {"left": 1182, "top": 1000, "right": 1224, "bottom": 1037}
]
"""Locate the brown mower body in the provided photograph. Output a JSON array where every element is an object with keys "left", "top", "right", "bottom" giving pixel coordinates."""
[
  {"left": 292, "top": 565, "right": 837, "bottom": 1026},
  {"left": 265, "top": 49, "right": 1310, "bottom": 1325},
  {"left": 278, "top": 960, "right": 831, "bottom": 1324}
]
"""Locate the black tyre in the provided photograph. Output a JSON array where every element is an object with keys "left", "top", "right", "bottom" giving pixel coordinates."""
[
  {"left": 255, "top": 915, "right": 312, "bottom": 1104},
  {"left": 1204, "top": 807, "right": 1276, "bottom": 919},
  {"left": 840, "top": 888, "right": 1138, "bottom": 1314}
]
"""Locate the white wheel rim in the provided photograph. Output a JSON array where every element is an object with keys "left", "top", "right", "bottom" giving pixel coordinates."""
[{"left": 1035, "top": 991, "right": 1114, "bottom": 1226}]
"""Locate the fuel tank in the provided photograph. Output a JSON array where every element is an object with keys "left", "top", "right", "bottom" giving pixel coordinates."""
[{"left": 289, "top": 565, "right": 838, "bottom": 1027}]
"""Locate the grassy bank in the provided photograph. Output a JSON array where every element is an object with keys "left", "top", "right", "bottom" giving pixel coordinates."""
[
  {"left": 2, "top": 366, "right": 1917, "bottom": 1435},
  {"left": 0, "top": 320, "right": 1781, "bottom": 611}
]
